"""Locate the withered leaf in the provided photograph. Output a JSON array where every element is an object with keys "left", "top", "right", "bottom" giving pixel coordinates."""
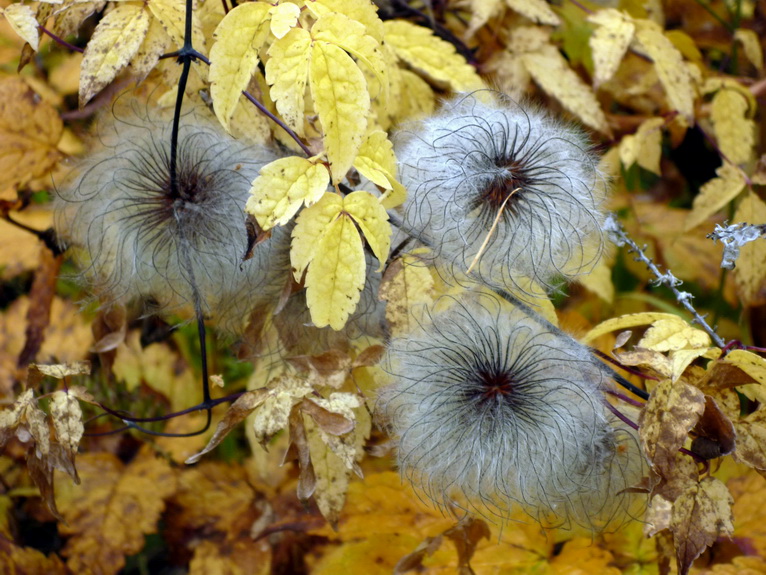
[
  {"left": 27, "top": 446, "right": 62, "bottom": 521},
  {"left": 56, "top": 451, "right": 177, "bottom": 575},
  {"left": 732, "top": 407, "right": 766, "bottom": 472},
  {"left": 670, "top": 476, "right": 733, "bottom": 575},
  {"left": 252, "top": 374, "right": 312, "bottom": 448},
  {"left": 286, "top": 406, "right": 316, "bottom": 503},
  {"left": 690, "top": 395, "right": 736, "bottom": 460},
  {"left": 49, "top": 389, "right": 84, "bottom": 458},
  {"left": 443, "top": 517, "right": 491, "bottom": 575},
  {"left": 301, "top": 394, "right": 358, "bottom": 436},
  {"left": 30, "top": 361, "right": 91, "bottom": 380},
  {"left": 394, "top": 535, "right": 443, "bottom": 575},
  {"left": 639, "top": 378, "right": 705, "bottom": 475},
  {"left": 186, "top": 388, "right": 270, "bottom": 464}
]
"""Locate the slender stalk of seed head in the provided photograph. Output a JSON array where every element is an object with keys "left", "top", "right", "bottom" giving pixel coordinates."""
[
  {"left": 395, "top": 92, "right": 608, "bottom": 294},
  {"left": 379, "top": 293, "right": 644, "bottom": 530}
]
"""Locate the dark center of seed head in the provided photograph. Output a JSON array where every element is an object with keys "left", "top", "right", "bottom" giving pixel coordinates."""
[{"left": 475, "top": 368, "right": 515, "bottom": 402}]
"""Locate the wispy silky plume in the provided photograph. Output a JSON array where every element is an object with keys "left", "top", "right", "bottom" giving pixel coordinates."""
[
  {"left": 54, "top": 103, "right": 290, "bottom": 334},
  {"left": 395, "top": 92, "right": 608, "bottom": 293},
  {"left": 378, "top": 292, "right": 644, "bottom": 530}
]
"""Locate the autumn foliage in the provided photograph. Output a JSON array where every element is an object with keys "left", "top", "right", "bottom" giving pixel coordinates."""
[{"left": 1, "top": 0, "right": 766, "bottom": 573}]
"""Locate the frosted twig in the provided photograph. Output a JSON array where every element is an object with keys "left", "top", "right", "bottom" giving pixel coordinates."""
[
  {"left": 707, "top": 222, "right": 766, "bottom": 270},
  {"left": 604, "top": 214, "right": 727, "bottom": 349}
]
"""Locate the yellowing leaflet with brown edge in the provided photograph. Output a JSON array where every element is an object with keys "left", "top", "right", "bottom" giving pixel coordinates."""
[
  {"left": 245, "top": 155, "right": 330, "bottom": 230},
  {"left": 266, "top": 27, "right": 312, "bottom": 137},
  {"left": 79, "top": 2, "right": 150, "bottom": 107},
  {"left": 684, "top": 163, "right": 746, "bottom": 231},
  {"left": 292, "top": 193, "right": 345, "bottom": 281},
  {"left": 587, "top": 8, "right": 634, "bottom": 87},
  {"left": 633, "top": 19, "right": 695, "bottom": 122},
  {"left": 209, "top": 2, "right": 272, "bottom": 132},
  {"left": 309, "top": 41, "right": 370, "bottom": 183},
  {"left": 383, "top": 20, "right": 484, "bottom": 93},
  {"left": 353, "top": 130, "right": 406, "bottom": 209},
  {"left": 129, "top": 17, "right": 169, "bottom": 82},
  {"left": 711, "top": 88, "right": 755, "bottom": 166},
  {"left": 2, "top": 4, "right": 40, "bottom": 51}
]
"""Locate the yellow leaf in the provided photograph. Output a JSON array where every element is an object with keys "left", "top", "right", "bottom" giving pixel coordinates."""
[
  {"left": 684, "top": 163, "right": 746, "bottom": 231},
  {"left": 587, "top": 8, "right": 635, "bottom": 87},
  {"left": 2, "top": 4, "right": 40, "bottom": 51},
  {"left": 129, "top": 17, "right": 169, "bottom": 82},
  {"left": 383, "top": 20, "right": 484, "bottom": 93},
  {"left": 638, "top": 318, "right": 711, "bottom": 351},
  {"left": 309, "top": 41, "right": 369, "bottom": 183},
  {"left": 379, "top": 255, "right": 434, "bottom": 338},
  {"left": 245, "top": 155, "right": 330, "bottom": 230},
  {"left": 343, "top": 190, "right": 391, "bottom": 269},
  {"left": 735, "top": 28, "right": 763, "bottom": 72},
  {"left": 306, "top": 213, "right": 366, "bottom": 330},
  {"left": 521, "top": 46, "right": 611, "bottom": 135},
  {"left": 711, "top": 88, "right": 755, "bottom": 165},
  {"left": 633, "top": 20, "right": 695, "bottom": 121},
  {"left": 291, "top": 192, "right": 344, "bottom": 280},
  {"left": 266, "top": 27, "right": 312, "bottom": 136},
  {"left": 578, "top": 256, "right": 615, "bottom": 303},
  {"left": 209, "top": 2, "right": 272, "bottom": 131},
  {"left": 312, "top": 12, "right": 388, "bottom": 103},
  {"left": 147, "top": 0, "right": 206, "bottom": 55},
  {"left": 305, "top": 0, "right": 385, "bottom": 42},
  {"left": 79, "top": 2, "right": 150, "bottom": 107},
  {"left": 466, "top": 0, "right": 503, "bottom": 38},
  {"left": 398, "top": 69, "right": 435, "bottom": 120},
  {"left": 550, "top": 537, "right": 621, "bottom": 575},
  {"left": 583, "top": 311, "right": 688, "bottom": 343},
  {"left": 734, "top": 191, "right": 766, "bottom": 306},
  {"left": 353, "top": 130, "right": 407, "bottom": 209},
  {"left": 619, "top": 117, "right": 664, "bottom": 175},
  {"left": 269, "top": 1, "right": 300, "bottom": 39},
  {"left": 505, "top": 0, "right": 560, "bottom": 25},
  {"left": 670, "top": 477, "right": 734, "bottom": 574}
]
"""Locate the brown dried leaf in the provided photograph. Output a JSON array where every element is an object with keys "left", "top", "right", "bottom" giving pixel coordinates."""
[
  {"left": 353, "top": 344, "right": 385, "bottom": 367},
  {"left": 56, "top": 451, "right": 177, "bottom": 575},
  {"left": 653, "top": 450, "right": 699, "bottom": 503},
  {"left": 30, "top": 361, "right": 91, "bottom": 380},
  {"left": 49, "top": 390, "right": 84, "bottom": 458},
  {"left": 443, "top": 517, "right": 491, "bottom": 575},
  {"left": 670, "top": 476, "right": 733, "bottom": 575},
  {"left": 27, "top": 446, "right": 62, "bottom": 521},
  {"left": 17, "top": 248, "right": 62, "bottom": 369},
  {"left": 252, "top": 374, "right": 312, "bottom": 448},
  {"left": 286, "top": 406, "right": 316, "bottom": 503},
  {"left": 639, "top": 378, "right": 705, "bottom": 476},
  {"left": 0, "top": 77, "right": 63, "bottom": 192},
  {"left": 394, "top": 535, "right": 443, "bottom": 574},
  {"left": 186, "top": 388, "right": 270, "bottom": 464},
  {"left": 287, "top": 349, "right": 353, "bottom": 389},
  {"left": 301, "top": 396, "right": 355, "bottom": 436},
  {"left": 690, "top": 395, "right": 736, "bottom": 460}
]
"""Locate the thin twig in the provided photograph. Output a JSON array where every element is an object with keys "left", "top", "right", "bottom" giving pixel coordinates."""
[{"left": 605, "top": 214, "right": 727, "bottom": 349}]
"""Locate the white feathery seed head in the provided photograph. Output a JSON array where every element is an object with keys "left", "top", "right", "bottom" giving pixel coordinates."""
[
  {"left": 395, "top": 92, "right": 608, "bottom": 293},
  {"left": 378, "top": 293, "right": 643, "bottom": 530},
  {"left": 54, "top": 104, "right": 290, "bottom": 334}
]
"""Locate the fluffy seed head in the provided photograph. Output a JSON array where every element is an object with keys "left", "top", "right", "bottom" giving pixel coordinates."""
[
  {"left": 395, "top": 93, "right": 608, "bottom": 292},
  {"left": 379, "top": 293, "right": 642, "bottom": 530},
  {"left": 54, "top": 105, "right": 289, "bottom": 333}
]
